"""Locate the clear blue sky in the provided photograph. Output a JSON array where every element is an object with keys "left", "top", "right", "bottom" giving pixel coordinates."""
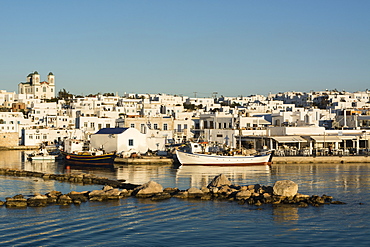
[{"left": 1, "top": 0, "right": 369, "bottom": 97}]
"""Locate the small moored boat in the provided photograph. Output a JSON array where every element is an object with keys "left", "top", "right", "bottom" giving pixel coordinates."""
[
  {"left": 28, "top": 148, "right": 56, "bottom": 161},
  {"left": 175, "top": 142, "right": 273, "bottom": 166},
  {"left": 175, "top": 150, "right": 273, "bottom": 166},
  {"left": 62, "top": 151, "right": 116, "bottom": 166}
]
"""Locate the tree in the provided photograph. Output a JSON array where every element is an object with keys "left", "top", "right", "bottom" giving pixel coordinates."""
[
  {"left": 103, "top": 92, "right": 115, "bottom": 96},
  {"left": 58, "top": 89, "right": 73, "bottom": 100}
]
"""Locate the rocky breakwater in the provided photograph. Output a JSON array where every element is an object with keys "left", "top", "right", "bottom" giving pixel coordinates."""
[
  {"left": 0, "top": 174, "right": 345, "bottom": 208},
  {"left": 0, "top": 168, "right": 138, "bottom": 189}
]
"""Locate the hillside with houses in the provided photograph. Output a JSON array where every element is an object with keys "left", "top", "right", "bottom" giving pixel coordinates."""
[{"left": 1, "top": 71, "right": 370, "bottom": 156}]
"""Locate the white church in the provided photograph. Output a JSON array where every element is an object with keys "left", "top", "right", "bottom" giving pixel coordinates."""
[{"left": 18, "top": 71, "right": 55, "bottom": 100}]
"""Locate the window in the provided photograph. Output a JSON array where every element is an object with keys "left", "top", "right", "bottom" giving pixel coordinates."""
[
  {"left": 128, "top": 139, "right": 134, "bottom": 146},
  {"left": 217, "top": 134, "right": 223, "bottom": 137},
  {"left": 106, "top": 124, "right": 110, "bottom": 128},
  {"left": 130, "top": 123, "right": 135, "bottom": 128},
  {"left": 163, "top": 123, "right": 168, "bottom": 130},
  {"left": 154, "top": 123, "right": 158, "bottom": 129},
  {"left": 29, "top": 135, "right": 33, "bottom": 139},
  {"left": 184, "top": 124, "right": 188, "bottom": 129},
  {"left": 141, "top": 124, "right": 146, "bottom": 134},
  {"left": 90, "top": 122, "right": 95, "bottom": 128},
  {"left": 43, "top": 87, "right": 46, "bottom": 92}
]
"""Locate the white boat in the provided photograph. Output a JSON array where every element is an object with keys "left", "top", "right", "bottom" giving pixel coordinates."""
[
  {"left": 27, "top": 149, "right": 56, "bottom": 161},
  {"left": 175, "top": 150, "right": 273, "bottom": 166},
  {"left": 176, "top": 165, "right": 271, "bottom": 188}
]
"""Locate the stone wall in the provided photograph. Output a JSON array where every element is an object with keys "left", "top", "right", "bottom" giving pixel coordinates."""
[{"left": 0, "top": 132, "right": 18, "bottom": 147}]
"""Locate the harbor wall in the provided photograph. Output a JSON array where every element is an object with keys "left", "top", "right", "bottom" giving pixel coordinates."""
[
  {"left": 273, "top": 156, "right": 370, "bottom": 164},
  {"left": 0, "top": 133, "right": 19, "bottom": 147}
]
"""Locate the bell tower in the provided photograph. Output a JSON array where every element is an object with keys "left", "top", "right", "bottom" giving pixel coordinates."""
[
  {"left": 31, "top": 71, "right": 40, "bottom": 85},
  {"left": 48, "top": 72, "right": 55, "bottom": 85}
]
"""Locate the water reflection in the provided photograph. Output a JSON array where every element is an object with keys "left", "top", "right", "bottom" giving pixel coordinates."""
[
  {"left": 0, "top": 150, "right": 24, "bottom": 168},
  {"left": 271, "top": 163, "right": 370, "bottom": 195},
  {"left": 273, "top": 205, "right": 299, "bottom": 223},
  {"left": 2, "top": 150, "right": 370, "bottom": 197},
  {"left": 176, "top": 165, "right": 271, "bottom": 188},
  {"left": 116, "top": 164, "right": 177, "bottom": 187}
]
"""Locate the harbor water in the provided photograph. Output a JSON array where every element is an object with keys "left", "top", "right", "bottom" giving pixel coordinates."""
[{"left": 1, "top": 150, "right": 370, "bottom": 246}]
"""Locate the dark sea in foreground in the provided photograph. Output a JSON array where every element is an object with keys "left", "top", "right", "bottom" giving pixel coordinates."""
[{"left": 0, "top": 150, "right": 370, "bottom": 246}]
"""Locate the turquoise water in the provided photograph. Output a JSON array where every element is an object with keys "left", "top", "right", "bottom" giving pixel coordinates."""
[{"left": 0, "top": 150, "right": 370, "bottom": 246}]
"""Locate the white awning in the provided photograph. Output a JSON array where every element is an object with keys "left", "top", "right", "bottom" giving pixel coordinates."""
[
  {"left": 271, "top": 136, "right": 307, "bottom": 143},
  {"left": 338, "top": 135, "right": 357, "bottom": 140},
  {"left": 310, "top": 136, "right": 342, "bottom": 142}
]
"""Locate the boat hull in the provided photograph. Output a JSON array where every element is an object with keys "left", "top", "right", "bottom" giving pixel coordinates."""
[
  {"left": 28, "top": 156, "right": 56, "bottom": 161},
  {"left": 62, "top": 152, "right": 116, "bottom": 166},
  {"left": 175, "top": 150, "right": 273, "bottom": 166}
]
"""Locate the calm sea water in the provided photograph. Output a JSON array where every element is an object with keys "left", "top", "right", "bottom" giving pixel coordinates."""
[{"left": 1, "top": 150, "right": 370, "bottom": 246}]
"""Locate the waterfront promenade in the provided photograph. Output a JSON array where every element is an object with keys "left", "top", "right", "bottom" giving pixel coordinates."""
[{"left": 273, "top": 155, "right": 370, "bottom": 164}]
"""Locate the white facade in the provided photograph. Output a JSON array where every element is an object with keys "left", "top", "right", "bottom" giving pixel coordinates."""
[
  {"left": 18, "top": 71, "right": 55, "bottom": 99},
  {"left": 76, "top": 116, "right": 116, "bottom": 134},
  {"left": 90, "top": 128, "right": 148, "bottom": 154},
  {"left": 21, "top": 128, "right": 84, "bottom": 146},
  {"left": 0, "top": 90, "right": 16, "bottom": 108}
]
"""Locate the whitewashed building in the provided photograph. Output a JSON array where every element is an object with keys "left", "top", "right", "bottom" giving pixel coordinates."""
[
  {"left": 90, "top": 128, "right": 148, "bottom": 154},
  {"left": 18, "top": 71, "right": 55, "bottom": 100}
]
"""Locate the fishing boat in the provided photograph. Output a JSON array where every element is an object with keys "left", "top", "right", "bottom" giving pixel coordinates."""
[
  {"left": 61, "top": 138, "right": 116, "bottom": 166},
  {"left": 175, "top": 142, "right": 273, "bottom": 166},
  {"left": 62, "top": 150, "right": 116, "bottom": 166}
]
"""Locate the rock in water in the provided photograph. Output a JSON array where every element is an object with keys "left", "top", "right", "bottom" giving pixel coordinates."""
[
  {"left": 208, "top": 174, "right": 232, "bottom": 188},
  {"left": 273, "top": 180, "right": 298, "bottom": 197},
  {"left": 135, "top": 181, "right": 163, "bottom": 197}
]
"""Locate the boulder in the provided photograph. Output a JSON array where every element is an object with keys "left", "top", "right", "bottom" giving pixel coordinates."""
[
  {"left": 187, "top": 187, "right": 204, "bottom": 198},
  {"left": 201, "top": 186, "right": 210, "bottom": 193},
  {"left": 208, "top": 174, "right": 231, "bottom": 188},
  {"left": 57, "top": 195, "right": 73, "bottom": 205},
  {"left": 235, "top": 190, "right": 252, "bottom": 200},
  {"left": 5, "top": 195, "right": 28, "bottom": 208},
  {"left": 151, "top": 192, "right": 172, "bottom": 201},
  {"left": 172, "top": 191, "right": 189, "bottom": 199},
  {"left": 105, "top": 188, "right": 121, "bottom": 199},
  {"left": 134, "top": 181, "right": 163, "bottom": 197},
  {"left": 89, "top": 189, "right": 108, "bottom": 201},
  {"left": 273, "top": 180, "right": 298, "bottom": 197},
  {"left": 120, "top": 189, "right": 131, "bottom": 197},
  {"left": 164, "top": 187, "right": 180, "bottom": 194},
  {"left": 218, "top": 185, "right": 231, "bottom": 193},
  {"left": 27, "top": 194, "right": 48, "bottom": 207},
  {"left": 103, "top": 185, "right": 114, "bottom": 191},
  {"left": 68, "top": 191, "right": 89, "bottom": 202}
]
